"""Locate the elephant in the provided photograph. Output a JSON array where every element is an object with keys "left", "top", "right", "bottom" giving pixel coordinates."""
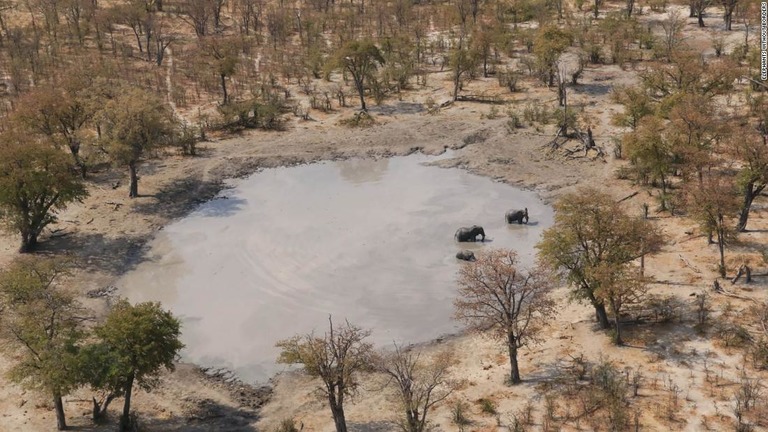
[
  {"left": 456, "top": 250, "right": 476, "bottom": 261},
  {"left": 505, "top": 208, "right": 529, "bottom": 224},
  {"left": 455, "top": 225, "right": 486, "bottom": 242}
]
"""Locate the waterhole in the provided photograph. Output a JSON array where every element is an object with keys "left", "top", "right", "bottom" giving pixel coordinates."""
[{"left": 116, "top": 153, "right": 554, "bottom": 384}]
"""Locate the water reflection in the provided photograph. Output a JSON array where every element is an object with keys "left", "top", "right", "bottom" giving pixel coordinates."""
[{"left": 336, "top": 158, "right": 389, "bottom": 185}]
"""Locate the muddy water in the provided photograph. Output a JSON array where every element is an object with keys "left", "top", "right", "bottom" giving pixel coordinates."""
[{"left": 116, "top": 154, "right": 553, "bottom": 384}]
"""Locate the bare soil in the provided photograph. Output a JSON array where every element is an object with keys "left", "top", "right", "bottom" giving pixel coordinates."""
[{"left": 0, "top": 5, "right": 766, "bottom": 432}]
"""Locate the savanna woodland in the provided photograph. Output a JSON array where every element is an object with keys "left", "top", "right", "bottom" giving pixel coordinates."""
[{"left": 0, "top": 0, "right": 766, "bottom": 429}]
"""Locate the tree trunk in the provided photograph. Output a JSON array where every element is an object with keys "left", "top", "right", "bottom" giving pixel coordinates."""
[
  {"left": 19, "top": 231, "right": 38, "bottom": 253},
  {"left": 128, "top": 160, "right": 139, "bottom": 198},
  {"left": 507, "top": 333, "right": 521, "bottom": 384},
  {"left": 119, "top": 373, "right": 135, "bottom": 432},
  {"left": 717, "top": 218, "right": 726, "bottom": 278},
  {"left": 595, "top": 303, "right": 610, "bottom": 329},
  {"left": 724, "top": 11, "right": 732, "bottom": 30},
  {"left": 697, "top": 12, "right": 704, "bottom": 27},
  {"left": 54, "top": 392, "right": 67, "bottom": 430},
  {"left": 737, "top": 183, "right": 764, "bottom": 231},
  {"left": 220, "top": 73, "right": 228, "bottom": 105},
  {"left": 352, "top": 76, "right": 366, "bottom": 111},
  {"left": 329, "top": 400, "right": 347, "bottom": 432},
  {"left": 92, "top": 394, "right": 116, "bottom": 422},
  {"left": 611, "top": 301, "right": 623, "bottom": 345}
]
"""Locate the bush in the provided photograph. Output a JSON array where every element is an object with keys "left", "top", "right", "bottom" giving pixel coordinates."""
[
  {"left": 477, "top": 397, "right": 497, "bottom": 414},
  {"left": 274, "top": 419, "right": 299, "bottom": 432},
  {"left": 451, "top": 400, "right": 471, "bottom": 425}
]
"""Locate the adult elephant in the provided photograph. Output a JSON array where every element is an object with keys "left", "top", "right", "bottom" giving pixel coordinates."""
[
  {"left": 506, "top": 208, "right": 529, "bottom": 224},
  {"left": 456, "top": 250, "right": 476, "bottom": 261},
  {"left": 455, "top": 225, "right": 486, "bottom": 242}
]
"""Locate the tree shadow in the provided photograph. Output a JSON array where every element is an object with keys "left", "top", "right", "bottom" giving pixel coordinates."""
[
  {"left": 137, "top": 399, "right": 261, "bottom": 432},
  {"left": 571, "top": 83, "right": 612, "bottom": 97},
  {"left": 131, "top": 176, "right": 228, "bottom": 221},
  {"left": 349, "top": 420, "right": 398, "bottom": 432},
  {"left": 368, "top": 102, "right": 425, "bottom": 116},
  {"left": 35, "top": 232, "right": 155, "bottom": 277}
]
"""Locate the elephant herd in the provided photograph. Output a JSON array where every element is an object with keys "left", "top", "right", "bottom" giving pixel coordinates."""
[{"left": 454, "top": 208, "right": 529, "bottom": 262}]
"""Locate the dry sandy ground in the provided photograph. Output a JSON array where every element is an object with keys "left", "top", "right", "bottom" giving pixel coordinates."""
[{"left": 0, "top": 6, "right": 766, "bottom": 432}]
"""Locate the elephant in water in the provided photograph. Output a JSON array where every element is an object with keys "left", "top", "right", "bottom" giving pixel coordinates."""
[
  {"left": 455, "top": 225, "right": 486, "bottom": 242},
  {"left": 456, "top": 250, "right": 476, "bottom": 261},
  {"left": 506, "top": 208, "right": 529, "bottom": 224}
]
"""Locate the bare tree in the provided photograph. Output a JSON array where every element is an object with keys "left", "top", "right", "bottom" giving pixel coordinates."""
[
  {"left": 277, "top": 317, "right": 373, "bottom": 432},
  {"left": 454, "top": 249, "right": 555, "bottom": 384},
  {"left": 375, "top": 345, "right": 455, "bottom": 432}
]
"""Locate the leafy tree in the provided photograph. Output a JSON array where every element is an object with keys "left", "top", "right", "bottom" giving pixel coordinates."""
[
  {"left": 100, "top": 88, "right": 177, "bottom": 198},
  {"left": 611, "top": 85, "right": 654, "bottom": 130},
  {"left": 667, "top": 94, "right": 720, "bottom": 182},
  {"left": 682, "top": 174, "right": 740, "bottom": 277},
  {"left": 199, "top": 36, "right": 242, "bottom": 105},
  {"left": 454, "top": 249, "right": 555, "bottom": 384},
  {"left": 591, "top": 262, "right": 649, "bottom": 345},
  {"left": 533, "top": 25, "right": 571, "bottom": 86},
  {"left": 330, "top": 40, "right": 385, "bottom": 111},
  {"left": 0, "top": 257, "right": 85, "bottom": 430},
  {"left": 85, "top": 299, "right": 184, "bottom": 432},
  {"left": 375, "top": 345, "right": 455, "bottom": 432},
  {"left": 537, "top": 189, "right": 663, "bottom": 332},
  {"left": 622, "top": 116, "right": 675, "bottom": 207},
  {"left": 730, "top": 125, "right": 768, "bottom": 232},
  {"left": 0, "top": 130, "right": 87, "bottom": 252},
  {"left": 276, "top": 317, "right": 373, "bottom": 432},
  {"left": 13, "top": 71, "right": 100, "bottom": 178},
  {"left": 449, "top": 42, "right": 479, "bottom": 101}
]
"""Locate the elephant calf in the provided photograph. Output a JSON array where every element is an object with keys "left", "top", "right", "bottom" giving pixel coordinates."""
[
  {"left": 506, "top": 208, "right": 529, "bottom": 224},
  {"left": 456, "top": 250, "right": 476, "bottom": 261}
]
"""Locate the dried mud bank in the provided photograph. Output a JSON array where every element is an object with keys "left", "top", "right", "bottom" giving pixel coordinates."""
[{"left": 0, "top": 109, "right": 613, "bottom": 431}]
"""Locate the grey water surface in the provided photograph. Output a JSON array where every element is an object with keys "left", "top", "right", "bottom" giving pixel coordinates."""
[{"left": 116, "top": 153, "right": 554, "bottom": 384}]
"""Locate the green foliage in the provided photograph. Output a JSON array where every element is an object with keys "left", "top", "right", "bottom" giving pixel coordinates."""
[
  {"left": 328, "top": 39, "right": 385, "bottom": 111},
  {"left": 218, "top": 96, "right": 287, "bottom": 131},
  {"left": 451, "top": 400, "right": 471, "bottom": 425},
  {"left": 0, "top": 131, "right": 87, "bottom": 252},
  {"left": 0, "top": 257, "right": 84, "bottom": 429},
  {"left": 91, "top": 299, "right": 183, "bottom": 392},
  {"left": 273, "top": 418, "right": 300, "bottom": 432},
  {"left": 533, "top": 25, "right": 572, "bottom": 85},
  {"left": 611, "top": 86, "right": 654, "bottom": 129},
  {"left": 86, "top": 299, "right": 183, "bottom": 429},
  {"left": 621, "top": 116, "right": 674, "bottom": 191},
  {"left": 477, "top": 397, "right": 497, "bottom": 414},
  {"left": 537, "top": 189, "right": 663, "bottom": 331}
]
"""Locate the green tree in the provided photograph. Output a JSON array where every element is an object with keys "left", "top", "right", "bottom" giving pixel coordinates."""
[
  {"left": 0, "top": 257, "right": 85, "bottom": 430},
  {"left": 730, "top": 125, "right": 768, "bottom": 232},
  {"left": 87, "top": 299, "right": 184, "bottom": 432},
  {"left": 330, "top": 40, "right": 385, "bottom": 111},
  {"left": 622, "top": 116, "right": 675, "bottom": 208},
  {"left": 682, "top": 174, "right": 740, "bottom": 277},
  {"left": 449, "top": 42, "right": 479, "bottom": 101},
  {"left": 611, "top": 85, "right": 654, "bottom": 130},
  {"left": 0, "top": 130, "right": 87, "bottom": 252},
  {"left": 533, "top": 25, "right": 571, "bottom": 86},
  {"left": 454, "top": 249, "right": 555, "bottom": 383},
  {"left": 276, "top": 317, "right": 373, "bottom": 432},
  {"left": 537, "top": 189, "right": 663, "bottom": 332},
  {"left": 100, "top": 88, "right": 177, "bottom": 198},
  {"left": 199, "top": 36, "right": 242, "bottom": 105}
]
